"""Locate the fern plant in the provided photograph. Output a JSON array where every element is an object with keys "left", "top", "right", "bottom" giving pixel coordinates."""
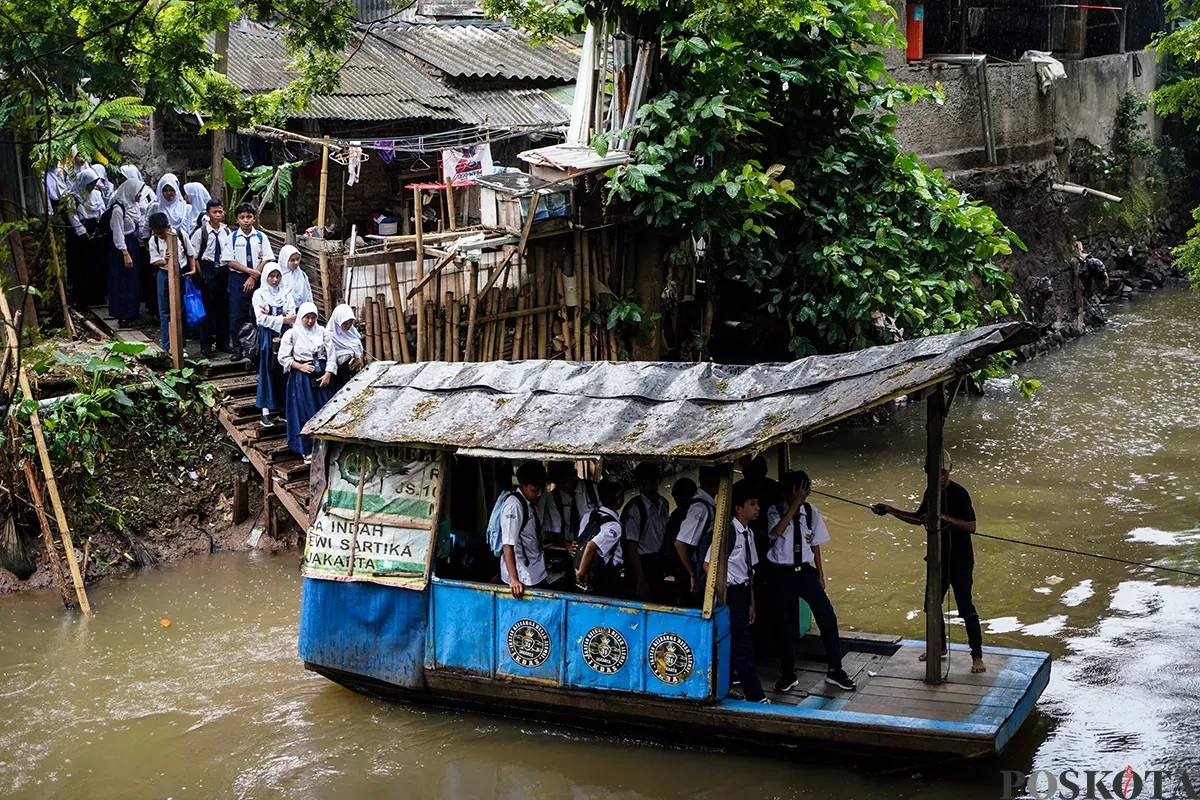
[{"left": 31, "top": 92, "right": 153, "bottom": 169}]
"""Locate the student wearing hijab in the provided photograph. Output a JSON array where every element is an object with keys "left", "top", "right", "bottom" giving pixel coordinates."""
[
  {"left": 183, "top": 183, "right": 211, "bottom": 231},
  {"left": 91, "top": 163, "right": 113, "bottom": 204},
  {"left": 106, "top": 178, "right": 144, "bottom": 324},
  {"left": 44, "top": 163, "right": 71, "bottom": 214},
  {"left": 327, "top": 304, "right": 364, "bottom": 392},
  {"left": 278, "top": 302, "right": 337, "bottom": 461},
  {"left": 253, "top": 263, "right": 296, "bottom": 428},
  {"left": 151, "top": 174, "right": 195, "bottom": 236},
  {"left": 118, "top": 165, "right": 155, "bottom": 238},
  {"left": 64, "top": 168, "right": 102, "bottom": 304},
  {"left": 276, "top": 245, "right": 313, "bottom": 307}
]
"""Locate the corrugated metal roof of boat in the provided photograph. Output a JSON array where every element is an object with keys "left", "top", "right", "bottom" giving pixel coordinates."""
[{"left": 303, "top": 322, "right": 1032, "bottom": 462}]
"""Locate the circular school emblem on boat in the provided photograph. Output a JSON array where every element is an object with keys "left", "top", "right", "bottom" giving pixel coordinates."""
[
  {"left": 648, "top": 633, "right": 694, "bottom": 685},
  {"left": 507, "top": 619, "right": 551, "bottom": 668},
  {"left": 582, "top": 627, "right": 628, "bottom": 675}
]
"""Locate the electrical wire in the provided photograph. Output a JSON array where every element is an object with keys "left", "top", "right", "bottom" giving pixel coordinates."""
[{"left": 809, "top": 489, "right": 1200, "bottom": 579}]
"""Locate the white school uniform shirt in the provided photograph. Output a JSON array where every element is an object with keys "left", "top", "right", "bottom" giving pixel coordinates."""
[
  {"left": 499, "top": 492, "right": 547, "bottom": 586},
  {"left": 543, "top": 480, "right": 599, "bottom": 540},
  {"left": 148, "top": 229, "right": 196, "bottom": 270},
  {"left": 278, "top": 323, "right": 338, "bottom": 375},
  {"left": 109, "top": 205, "right": 137, "bottom": 250},
  {"left": 221, "top": 227, "right": 274, "bottom": 271},
  {"left": 190, "top": 220, "right": 228, "bottom": 263},
  {"left": 581, "top": 506, "right": 625, "bottom": 566},
  {"left": 621, "top": 492, "right": 670, "bottom": 555},
  {"left": 675, "top": 489, "right": 716, "bottom": 547},
  {"left": 765, "top": 502, "right": 830, "bottom": 567},
  {"left": 253, "top": 283, "right": 296, "bottom": 334},
  {"left": 705, "top": 517, "right": 757, "bottom": 587}
]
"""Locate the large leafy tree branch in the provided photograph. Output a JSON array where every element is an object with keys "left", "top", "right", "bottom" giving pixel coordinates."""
[{"left": 487, "top": 0, "right": 1024, "bottom": 355}]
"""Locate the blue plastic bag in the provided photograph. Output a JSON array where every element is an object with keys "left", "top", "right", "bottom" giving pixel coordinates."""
[{"left": 183, "top": 278, "right": 206, "bottom": 328}]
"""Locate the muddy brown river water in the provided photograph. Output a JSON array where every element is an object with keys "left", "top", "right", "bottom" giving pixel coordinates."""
[{"left": 2, "top": 290, "right": 1199, "bottom": 799}]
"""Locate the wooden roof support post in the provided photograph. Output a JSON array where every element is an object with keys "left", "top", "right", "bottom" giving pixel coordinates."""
[
  {"left": 318, "top": 135, "right": 332, "bottom": 317},
  {"left": 924, "top": 382, "right": 947, "bottom": 684},
  {"left": 413, "top": 187, "right": 425, "bottom": 361},
  {"left": 166, "top": 230, "right": 184, "bottom": 370},
  {"left": 0, "top": 288, "right": 90, "bottom": 614},
  {"left": 702, "top": 463, "right": 735, "bottom": 619}
]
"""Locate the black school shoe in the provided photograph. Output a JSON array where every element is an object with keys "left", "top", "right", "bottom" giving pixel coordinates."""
[
  {"left": 773, "top": 674, "right": 800, "bottom": 693},
  {"left": 825, "top": 668, "right": 857, "bottom": 691}
]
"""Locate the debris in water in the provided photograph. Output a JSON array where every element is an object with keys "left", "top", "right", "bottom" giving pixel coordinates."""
[
  {"left": 160, "top": 619, "right": 170, "bottom": 627},
  {"left": 1045, "top": 575, "right": 1064, "bottom": 585},
  {"left": 247, "top": 527, "right": 264, "bottom": 548}
]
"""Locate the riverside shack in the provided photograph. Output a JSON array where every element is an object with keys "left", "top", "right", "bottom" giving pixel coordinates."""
[{"left": 295, "top": 321, "right": 1048, "bottom": 759}]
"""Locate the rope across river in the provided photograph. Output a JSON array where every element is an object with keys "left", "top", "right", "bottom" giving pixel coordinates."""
[{"left": 808, "top": 489, "right": 1200, "bottom": 580}]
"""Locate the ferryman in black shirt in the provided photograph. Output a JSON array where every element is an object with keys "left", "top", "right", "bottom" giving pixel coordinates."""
[{"left": 871, "top": 450, "right": 986, "bottom": 674}]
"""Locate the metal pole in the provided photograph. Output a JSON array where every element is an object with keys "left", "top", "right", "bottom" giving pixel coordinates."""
[{"left": 924, "top": 383, "right": 946, "bottom": 684}]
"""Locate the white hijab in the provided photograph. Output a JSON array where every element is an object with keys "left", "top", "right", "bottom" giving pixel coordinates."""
[
  {"left": 155, "top": 173, "right": 193, "bottom": 230},
  {"left": 292, "top": 301, "right": 327, "bottom": 355},
  {"left": 183, "top": 183, "right": 211, "bottom": 217},
  {"left": 108, "top": 177, "right": 145, "bottom": 211},
  {"left": 253, "top": 263, "right": 291, "bottom": 311},
  {"left": 73, "top": 168, "right": 99, "bottom": 195},
  {"left": 328, "top": 304, "right": 363, "bottom": 359},
  {"left": 91, "top": 164, "right": 112, "bottom": 197},
  {"left": 277, "top": 245, "right": 312, "bottom": 306}
]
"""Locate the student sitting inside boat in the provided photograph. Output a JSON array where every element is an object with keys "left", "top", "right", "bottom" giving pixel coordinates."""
[
  {"left": 574, "top": 479, "right": 627, "bottom": 599},
  {"left": 674, "top": 466, "right": 719, "bottom": 607},
  {"left": 766, "top": 471, "right": 857, "bottom": 692},
  {"left": 543, "top": 461, "right": 598, "bottom": 548},
  {"left": 705, "top": 480, "right": 767, "bottom": 703},
  {"left": 660, "top": 477, "right": 697, "bottom": 606},
  {"left": 621, "top": 463, "right": 671, "bottom": 601},
  {"left": 501, "top": 461, "right": 549, "bottom": 599}
]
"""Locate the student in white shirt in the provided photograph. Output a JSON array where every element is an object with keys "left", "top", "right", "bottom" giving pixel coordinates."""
[
  {"left": 766, "top": 471, "right": 856, "bottom": 693},
  {"left": 543, "top": 461, "right": 599, "bottom": 546},
  {"left": 704, "top": 481, "right": 766, "bottom": 703},
  {"left": 147, "top": 211, "right": 197, "bottom": 351},
  {"left": 106, "top": 177, "right": 144, "bottom": 324},
  {"left": 500, "top": 461, "right": 549, "bottom": 598},
  {"left": 278, "top": 302, "right": 334, "bottom": 461},
  {"left": 575, "top": 479, "right": 627, "bottom": 598},
  {"left": 673, "top": 465, "right": 720, "bottom": 605},
  {"left": 221, "top": 202, "right": 275, "bottom": 361},
  {"left": 621, "top": 462, "right": 670, "bottom": 600},
  {"left": 63, "top": 168, "right": 102, "bottom": 305},
  {"left": 189, "top": 198, "right": 228, "bottom": 356},
  {"left": 277, "top": 245, "right": 313, "bottom": 307}
]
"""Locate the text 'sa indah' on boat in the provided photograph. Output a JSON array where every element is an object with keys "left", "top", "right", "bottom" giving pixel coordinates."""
[{"left": 296, "top": 321, "right": 1049, "bottom": 761}]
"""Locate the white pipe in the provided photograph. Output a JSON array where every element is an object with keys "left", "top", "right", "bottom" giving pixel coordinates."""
[{"left": 1052, "top": 182, "right": 1124, "bottom": 203}]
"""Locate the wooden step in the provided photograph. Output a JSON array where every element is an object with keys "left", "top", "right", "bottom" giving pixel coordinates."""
[
  {"left": 273, "top": 458, "right": 310, "bottom": 482},
  {"left": 211, "top": 375, "right": 259, "bottom": 396}
]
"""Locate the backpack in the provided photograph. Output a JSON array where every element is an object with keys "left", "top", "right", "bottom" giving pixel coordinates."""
[
  {"left": 486, "top": 490, "right": 529, "bottom": 557},
  {"left": 687, "top": 496, "right": 719, "bottom": 577},
  {"left": 93, "top": 201, "right": 124, "bottom": 240},
  {"left": 573, "top": 509, "right": 620, "bottom": 573}
]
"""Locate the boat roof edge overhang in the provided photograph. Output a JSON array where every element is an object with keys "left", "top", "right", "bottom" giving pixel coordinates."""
[{"left": 303, "top": 322, "right": 1034, "bottom": 463}]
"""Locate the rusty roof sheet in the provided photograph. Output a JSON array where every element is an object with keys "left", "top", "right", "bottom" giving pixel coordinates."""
[
  {"left": 373, "top": 24, "right": 580, "bottom": 81},
  {"left": 226, "top": 26, "right": 571, "bottom": 125},
  {"left": 304, "top": 323, "right": 1032, "bottom": 461}
]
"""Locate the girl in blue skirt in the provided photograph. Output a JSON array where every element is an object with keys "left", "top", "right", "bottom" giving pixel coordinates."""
[
  {"left": 253, "top": 263, "right": 295, "bottom": 428},
  {"left": 326, "top": 304, "right": 364, "bottom": 393},
  {"left": 278, "top": 302, "right": 337, "bottom": 461}
]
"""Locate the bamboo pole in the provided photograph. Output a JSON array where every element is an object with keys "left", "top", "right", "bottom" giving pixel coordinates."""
[
  {"left": 465, "top": 261, "right": 479, "bottom": 361},
  {"left": 428, "top": 299, "right": 439, "bottom": 362},
  {"left": 450, "top": 294, "right": 461, "bottom": 361},
  {"left": 534, "top": 249, "right": 548, "bottom": 359},
  {"left": 361, "top": 301, "right": 373, "bottom": 359},
  {"left": 21, "top": 458, "right": 71, "bottom": 608},
  {"left": 166, "top": 231, "right": 184, "bottom": 369},
  {"left": 386, "top": 306, "right": 402, "bottom": 361},
  {"left": 512, "top": 292, "right": 526, "bottom": 360},
  {"left": 376, "top": 292, "right": 393, "bottom": 361},
  {"left": 581, "top": 231, "right": 593, "bottom": 360},
  {"left": 406, "top": 250, "right": 456, "bottom": 300},
  {"left": 317, "top": 136, "right": 332, "bottom": 317},
  {"left": 47, "top": 230, "right": 76, "bottom": 338},
  {"left": 370, "top": 297, "right": 383, "bottom": 359},
  {"left": 443, "top": 291, "right": 454, "bottom": 361},
  {"left": 556, "top": 270, "right": 573, "bottom": 360},
  {"left": 385, "top": 262, "right": 411, "bottom": 362},
  {"left": 413, "top": 187, "right": 425, "bottom": 361},
  {"left": 0, "top": 287, "right": 90, "bottom": 614},
  {"left": 703, "top": 464, "right": 735, "bottom": 618},
  {"left": 572, "top": 232, "right": 583, "bottom": 361},
  {"left": 445, "top": 179, "right": 457, "bottom": 231}
]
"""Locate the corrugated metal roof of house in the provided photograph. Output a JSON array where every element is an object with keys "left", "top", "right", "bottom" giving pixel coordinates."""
[
  {"left": 225, "top": 26, "right": 571, "bottom": 126},
  {"left": 373, "top": 24, "right": 579, "bottom": 81}
]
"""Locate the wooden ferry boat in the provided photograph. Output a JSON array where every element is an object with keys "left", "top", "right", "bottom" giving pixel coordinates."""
[{"left": 296, "top": 322, "right": 1049, "bottom": 759}]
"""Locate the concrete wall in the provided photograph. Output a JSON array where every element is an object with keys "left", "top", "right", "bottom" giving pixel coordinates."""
[{"left": 892, "top": 52, "right": 1159, "bottom": 173}]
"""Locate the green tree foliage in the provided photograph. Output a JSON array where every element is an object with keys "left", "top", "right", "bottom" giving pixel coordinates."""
[
  {"left": 1153, "top": 0, "right": 1200, "bottom": 286},
  {"left": 486, "top": 0, "right": 1023, "bottom": 355},
  {"left": 0, "top": 0, "right": 359, "bottom": 170}
]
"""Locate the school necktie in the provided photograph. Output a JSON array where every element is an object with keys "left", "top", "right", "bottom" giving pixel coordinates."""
[
  {"left": 213, "top": 227, "right": 221, "bottom": 263},
  {"left": 244, "top": 234, "right": 252, "bottom": 271},
  {"left": 742, "top": 527, "right": 754, "bottom": 581}
]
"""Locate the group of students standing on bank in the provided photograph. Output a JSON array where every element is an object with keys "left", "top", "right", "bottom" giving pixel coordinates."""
[
  {"left": 47, "top": 159, "right": 368, "bottom": 461},
  {"left": 492, "top": 453, "right": 984, "bottom": 703}
]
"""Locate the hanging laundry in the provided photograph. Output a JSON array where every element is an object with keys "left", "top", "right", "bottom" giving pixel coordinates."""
[
  {"left": 374, "top": 140, "right": 396, "bottom": 164},
  {"left": 347, "top": 146, "right": 364, "bottom": 187}
]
